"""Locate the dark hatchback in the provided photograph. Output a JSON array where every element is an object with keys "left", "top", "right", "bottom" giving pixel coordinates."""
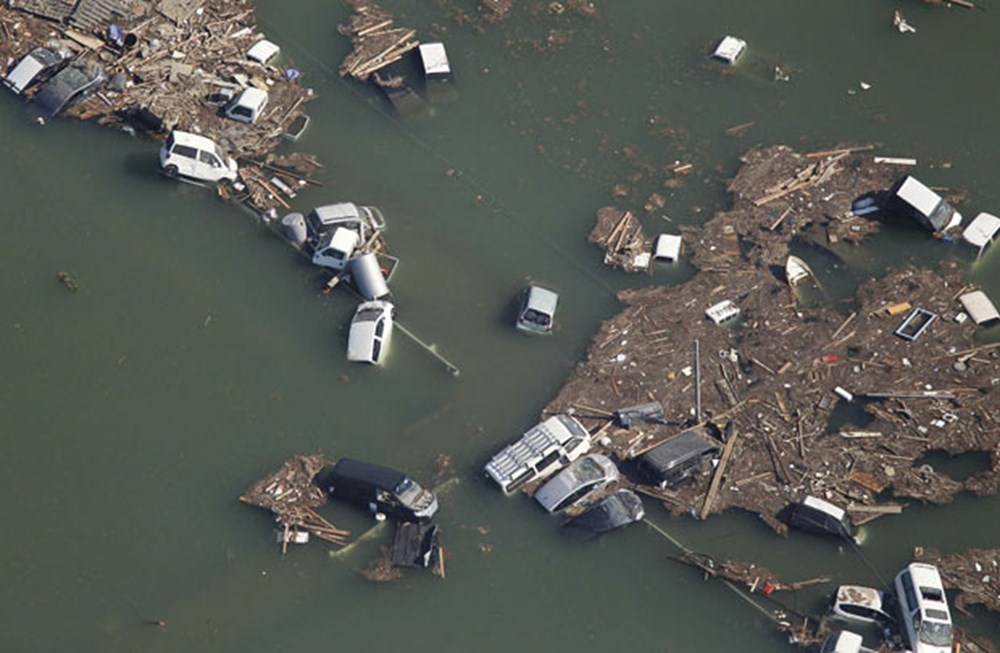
[{"left": 32, "top": 62, "right": 105, "bottom": 116}]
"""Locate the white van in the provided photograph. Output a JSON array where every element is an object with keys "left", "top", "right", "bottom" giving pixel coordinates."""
[
  {"left": 485, "top": 414, "right": 592, "bottom": 494},
  {"left": 159, "top": 130, "right": 238, "bottom": 183},
  {"left": 893, "top": 563, "right": 953, "bottom": 653},
  {"left": 224, "top": 87, "right": 268, "bottom": 124},
  {"left": 312, "top": 227, "right": 360, "bottom": 271}
]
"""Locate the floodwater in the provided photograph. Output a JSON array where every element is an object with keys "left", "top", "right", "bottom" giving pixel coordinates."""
[{"left": 2, "top": 1, "right": 999, "bottom": 651}]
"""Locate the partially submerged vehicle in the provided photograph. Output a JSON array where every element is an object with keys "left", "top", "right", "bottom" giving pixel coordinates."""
[
  {"left": 830, "top": 585, "right": 894, "bottom": 626},
  {"left": 31, "top": 61, "right": 105, "bottom": 116},
  {"left": 563, "top": 488, "right": 644, "bottom": 535},
  {"left": 636, "top": 427, "right": 719, "bottom": 489},
  {"left": 712, "top": 35, "right": 747, "bottom": 64},
  {"left": 516, "top": 285, "right": 559, "bottom": 334},
  {"left": 784, "top": 495, "right": 858, "bottom": 541},
  {"left": 418, "top": 42, "right": 452, "bottom": 80},
  {"left": 533, "top": 454, "right": 619, "bottom": 513},
  {"left": 785, "top": 254, "right": 815, "bottom": 287},
  {"left": 3, "top": 46, "right": 64, "bottom": 95},
  {"left": 958, "top": 290, "right": 1000, "bottom": 327},
  {"left": 347, "top": 300, "right": 394, "bottom": 365},
  {"left": 159, "top": 130, "right": 239, "bottom": 183},
  {"left": 820, "top": 630, "right": 864, "bottom": 653},
  {"left": 316, "top": 458, "right": 438, "bottom": 521},
  {"left": 390, "top": 521, "right": 440, "bottom": 569},
  {"left": 484, "top": 414, "right": 592, "bottom": 494},
  {"left": 962, "top": 212, "right": 1000, "bottom": 253},
  {"left": 893, "top": 563, "right": 953, "bottom": 653},
  {"left": 885, "top": 175, "right": 962, "bottom": 232}
]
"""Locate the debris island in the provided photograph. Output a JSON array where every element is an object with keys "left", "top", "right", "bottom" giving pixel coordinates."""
[{"left": 550, "top": 144, "right": 1000, "bottom": 534}]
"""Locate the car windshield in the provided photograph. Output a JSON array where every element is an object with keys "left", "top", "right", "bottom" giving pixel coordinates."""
[
  {"left": 354, "top": 308, "right": 382, "bottom": 322},
  {"left": 571, "top": 457, "right": 606, "bottom": 484},
  {"left": 394, "top": 477, "right": 424, "bottom": 506},
  {"left": 919, "top": 620, "right": 952, "bottom": 647},
  {"left": 928, "top": 200, "right": 955, "bottom": 229}
]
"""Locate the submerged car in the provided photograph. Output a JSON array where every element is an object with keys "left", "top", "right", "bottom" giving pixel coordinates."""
[
  {"left": 3, "top": 46, "right": 64, "bottom": 95},
  {"left": 820, "top": 630, "right": 864, "bottom": 653},
  {"left": 636, "top": 426, "right": 719, "bottom": 489},
  {"left": 533, "top": 454, "right": 619, "bottom": 513},
  {"left": 316, "top": 458, "right": 438, "bottom": 521},
  {"left": 893, "top": 563, "right": 953, "bottom": 653},
  {"left": 516, "top": 285, "right": 558, "bottom": 334},
  {"left": 31, "top": 62, "right": 105, "bottom": 116},
  {"left": 159, "top": 130, "right": 239, "bottom": 183},
  {"left": 563, "top": 488, "right": 644, "bottom": 535},
  {"left": 785, "top": 495, "right": 858, "bottom": 541},
  {"left": 347, "top": 300, "right": 394, "bottom": 365},
  {"left": 485, "top": 414, "right": 591, "bottom": 494},
  {"left": 830, "top": 585, "right": 894, "bottom": 626}
]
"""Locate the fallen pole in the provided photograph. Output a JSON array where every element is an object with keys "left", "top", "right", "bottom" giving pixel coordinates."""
[{"left": 395, "top": 321, "right": 461, "bottom": 377}]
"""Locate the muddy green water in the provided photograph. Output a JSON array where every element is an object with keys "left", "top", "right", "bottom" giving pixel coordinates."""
[{"left": 2, "top": 1, "right": 999, "bottom": 651}]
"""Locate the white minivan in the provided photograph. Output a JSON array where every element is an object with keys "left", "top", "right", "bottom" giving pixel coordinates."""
[
  {"left": 159, "top": 130, "right": 239, "bottom": 183},
  {"left": 893, "top": 563, "right": 953, "bottom": 653}
]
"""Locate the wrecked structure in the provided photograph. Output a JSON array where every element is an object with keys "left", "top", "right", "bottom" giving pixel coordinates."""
[
  {"left": 0, "top": 0, "right": 319, "bottom": 211},
  {"left": 547, "top": 144, "right": 1000, "bottom": 533}
]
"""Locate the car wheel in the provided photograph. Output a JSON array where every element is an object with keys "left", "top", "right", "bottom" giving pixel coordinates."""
[{"left": 164, "top": 164, "right": 179, "bottom": 177}]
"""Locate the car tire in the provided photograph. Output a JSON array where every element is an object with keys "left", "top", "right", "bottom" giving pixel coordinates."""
[{"left": 164, "top": 164, "right": 179, "bottom": 177}]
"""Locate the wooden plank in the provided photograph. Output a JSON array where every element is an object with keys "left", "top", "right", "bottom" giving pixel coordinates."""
[
  {"left": 699, "top": 428, "right": 740, "bottom": 519},
  {"left": 804, "top": 144, "right": 874, "bottom": 159}
]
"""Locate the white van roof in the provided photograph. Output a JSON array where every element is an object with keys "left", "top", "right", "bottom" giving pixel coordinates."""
[
  {"left": 962, "top": 212, "right": 1000, "bottom": 248},
  {"left": 170, "top": 130, "right": 222, "bottom": 152},
  {"left": 959, "top": 290, "right": 1000, "bottom": 326},
  {"left": 802, "top": 495, "right": 847, "bottom": 521},
  {"left": 232, "top": 87, "right": 268, "bottom": 112},
  {"left": 895, "top": 176, "right": 942, "bottom": 217}
]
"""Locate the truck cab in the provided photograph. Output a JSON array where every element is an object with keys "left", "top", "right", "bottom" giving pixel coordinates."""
[{"left": 312, "top": 227, "right": 360, "bottom": 270}]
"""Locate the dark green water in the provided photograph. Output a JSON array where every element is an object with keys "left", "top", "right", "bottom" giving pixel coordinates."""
[{"left": 2, "top": 1, "right": 999, "bottom": 651}]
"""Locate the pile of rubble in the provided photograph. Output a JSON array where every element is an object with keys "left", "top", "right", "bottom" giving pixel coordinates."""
[
  {"left": 0, "top": 0, "right": 318, "bottom": 212},
  {"left": 238, "top": 454, "right": 350, "bottom": 551},
  {"left": 337, "top": 0, "right": 419, "bottom": 81},
  {"left": 546, "top": 143, "right": 1000, "bottom": 533},
  {"left": 588, "top": 207, "right": 651, "bottom": 273}
]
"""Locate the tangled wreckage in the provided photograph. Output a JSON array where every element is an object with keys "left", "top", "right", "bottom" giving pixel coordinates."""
[{"left": 551, "top": 144, "right": 1000, "bottom": 534}]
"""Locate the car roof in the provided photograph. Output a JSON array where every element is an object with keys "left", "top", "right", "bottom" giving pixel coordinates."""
[
  {"left": 836, "top": 585, "right": 883, "bottom": 611},
  {"left": 171, "top": 129, "right": 222, "bottom": 151},
  {"left": 330, "top": 458, "right": 407, "bottom": 489},
  {"left": 526, "top": 285, "right": 559, "bottom": 314},
  {"left": 232, "top": 86, "right": 268, "bottom": 110},
  {"left": 639, "top": 427, "right": 718, "bottom": 472},
  {"left": 802, "top": 495, "right": 846, "bottom": 520},
  {"left": 32, "top": 63, "right": 101, "bottom": 114},
  {"left": 534, "top": 454, "right": 617, "bottom": 510}
]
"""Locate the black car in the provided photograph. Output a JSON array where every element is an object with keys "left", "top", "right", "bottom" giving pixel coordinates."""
[
  {"left": 563, "top": 489, "right": 645, "bottom": 536},
  {"left": 784, "top": 495, "right": 857, "bottom": 541},
  {"left": 32, "top": 62, "right": 105, "bottom": 116},
  {"left": 315, "top": 458, "right": 438, "bottom": 521}
]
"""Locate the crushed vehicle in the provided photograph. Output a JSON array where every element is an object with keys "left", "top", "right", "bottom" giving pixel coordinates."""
[
  {"left": 563, "top": 488, "right": 644, "bottom": 535},
  {"left": 533, "top": 454, "right": 619, "bottom": 513},
  {"left": 485, "top": 414, "right": 592, "bottom": 494},
  {"left": 347, "top": 300, "right": 394, "bottom": 365},
  {"left": 820, "top": 630, "right": 865, "bottom": 653},
  {"left": 830, "top": 585, "right": 895, "bottom": 626},
  {"left": 390, "top": 521, "right": 440, "bottom": 569},
  {"left": 3, "top": 46, "right": 65, "bottom": 95},
  {"left": 31, "top": 61, "right": 105, "bottom": 116},
  {"left": 316, "top": 458, "right": 438, "bottom": 521}
]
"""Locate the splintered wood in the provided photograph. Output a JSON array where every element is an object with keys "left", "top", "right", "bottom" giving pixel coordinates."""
[
  {"left": 338, "top": 1, "right": 419, "bottom": 81},
  {"left": 239, "top": 454, "right": 350, "bottom": 549},
  {"left": 589, "top": 207, "right": 651, "bottom": 273}
]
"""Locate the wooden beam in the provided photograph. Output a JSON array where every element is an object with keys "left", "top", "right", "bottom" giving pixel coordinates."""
[{"left": 699, "top": 428, "right": 740, "bottom": 519}]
